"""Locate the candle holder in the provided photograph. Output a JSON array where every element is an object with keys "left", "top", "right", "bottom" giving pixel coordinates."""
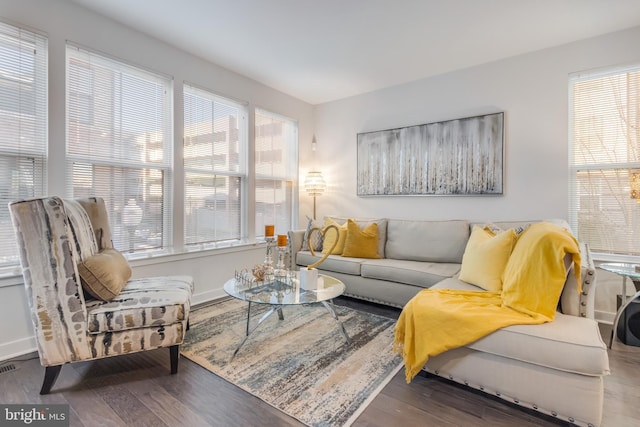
[
  {"left": 275, "top": 246, "right": 288, "bottom": 278},
  {"left": 275, "top": 234, "right": 288, "bottom": 278},
  {"left": 263, "top": 237, "right": 275, "bottom": 282}
]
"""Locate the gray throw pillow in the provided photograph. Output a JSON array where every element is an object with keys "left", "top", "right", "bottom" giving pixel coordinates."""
[{"left": 301, "top": 216, "right": 323, "bottom": 251}]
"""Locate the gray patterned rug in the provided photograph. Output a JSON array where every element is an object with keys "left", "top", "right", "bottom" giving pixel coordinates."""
[{"left": 181, "top": 298, "right": 403, "bottom": 427}]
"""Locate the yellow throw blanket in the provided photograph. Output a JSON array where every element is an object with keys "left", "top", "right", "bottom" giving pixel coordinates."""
[{"left": 393, "top": 222, "right": 581, "bottom": 383}]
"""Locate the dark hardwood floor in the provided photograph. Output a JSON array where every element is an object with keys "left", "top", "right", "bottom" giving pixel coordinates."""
[{"left": 1, "top": 297, "right": 638, "bottom": 426}]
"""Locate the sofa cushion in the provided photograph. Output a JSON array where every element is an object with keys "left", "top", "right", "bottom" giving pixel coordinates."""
[
  {"left": 78, "top": 248, "right": 132, "bottom": 301},
  {"left": 431, "top": 278, "right": 609, "bottom": 376},
  {"left": 326, "top": 216, "right": 388, "bottom": 258},
  {"left": 301, "top": 217, "right": 323, "bottom": 251},
  {"left": 459, "top": 225, "right": 517, "bottom": 292},
  {"left": 342, "top": 219, "right": 381, "bottom": 259},
  {"left": 468, "top": 313, "right": 609, "bottom": 376},
  {"left": 361, "top": 259, "right": 461, "bottom": 288},
  {"left": 385, "top": 219, "right": 469, "bottom": 263},
  {"left": 296, "top": 251, "right": 364, "bottom": 275},
  {"left": 85, "top": 275, "right": 193, "bottom": 334},
  {"left": 322, "top": 218, "right": 348, "bottom": 255}
]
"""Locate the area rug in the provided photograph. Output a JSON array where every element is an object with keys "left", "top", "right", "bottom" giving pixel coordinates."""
[{"left": 180, "top": 298, "right": 403, "bottom": 427}]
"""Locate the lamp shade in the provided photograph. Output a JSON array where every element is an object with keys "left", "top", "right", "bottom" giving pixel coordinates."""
[{"left": 305, "top": 171, "right": 326, "bottom": 196}]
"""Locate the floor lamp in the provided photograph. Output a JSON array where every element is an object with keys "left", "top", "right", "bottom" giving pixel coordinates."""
[{"left": 304, "top": 171, "right": 326, "bottom": 220}]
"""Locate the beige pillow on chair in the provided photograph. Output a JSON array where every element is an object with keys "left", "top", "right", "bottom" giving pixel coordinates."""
[{"left": 78, "top": 248, "right": 132, "bottom": 301}]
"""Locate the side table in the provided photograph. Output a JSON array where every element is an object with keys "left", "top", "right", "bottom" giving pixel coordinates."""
[{"left": 599, "top": 262, "right": 640, "bottom": 348}]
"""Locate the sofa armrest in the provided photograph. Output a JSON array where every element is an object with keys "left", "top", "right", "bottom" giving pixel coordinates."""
[
  {"left": 561, "top": 242, "right": 597, "bottom": 318},
  {"left": 579, "top": 243, "right": 597, "bottom": 319},
  {"left": 287, "top": 229, "right": 306, "bottom": 269}
]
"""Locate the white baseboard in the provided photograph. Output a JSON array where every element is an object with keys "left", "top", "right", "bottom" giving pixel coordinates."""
[
  {"left": 0, "top": 336, "right": 37, "bottom": 362},
  {"left": 191, "top": 289, "right": 227, "bottom": 306}
]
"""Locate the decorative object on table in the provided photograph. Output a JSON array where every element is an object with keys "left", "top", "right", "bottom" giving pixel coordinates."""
[
  {"left": 251, "top": 265, "right": 266, "bottom": 282},
  {"left": 262, "top": 225, "right": 276, "bottom": 282},
  {"left": 275, "top": 234, "right": 288, "bottom": 278},
  {"left": 235, "top": 269, "right": 295, "bottom": 294},
  {"left": 357, "top": 112, "right": 504, "bottom": 196},
  {"left": 181, "top": 298, "right": 402, "bottom": 427},
  {"left": 264, "top": 224, "right": 275, "bottom": 238},
  {"left": 299, "top": 267, "right": 319, "bottom": 291},
  {"left": 307, "top": 224, "right": 339, "bottom": 267},
  {"left": 300, "top": 224, "right": 339, "bottom": 290}
]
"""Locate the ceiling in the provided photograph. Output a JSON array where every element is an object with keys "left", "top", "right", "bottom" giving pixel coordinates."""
[{"left": 68, "top": 0, "right": 640, "bottom": 105}]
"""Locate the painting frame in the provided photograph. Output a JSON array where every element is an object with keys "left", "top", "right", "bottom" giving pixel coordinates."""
[{"left": 356, "top": 112, "right": 504, "bottom": 196}]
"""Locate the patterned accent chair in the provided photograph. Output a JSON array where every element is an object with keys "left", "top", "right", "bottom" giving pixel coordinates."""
[{"left": 9, "top": 196, "right": 193, "bottom": 394}]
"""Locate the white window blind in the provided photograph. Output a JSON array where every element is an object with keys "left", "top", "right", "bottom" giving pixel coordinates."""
[
  {"left": 569, "top": 64, "right": 640, "bottom": 258},
  {"left": 183, "top": 84, "right": 247, "bottom": 246},
  {"left": 66, "top": 44, "right": 173, "bottom": 254},
  {"left": 0, "top": 22, "right": 47, "bottom": 272},
  {"left": 255, "top": 109, "right": 297, "bottom": 237}
]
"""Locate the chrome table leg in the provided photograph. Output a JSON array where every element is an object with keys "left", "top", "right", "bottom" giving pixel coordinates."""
[{"left": 321, "top": 300, "right": 351, "bottom": 344}]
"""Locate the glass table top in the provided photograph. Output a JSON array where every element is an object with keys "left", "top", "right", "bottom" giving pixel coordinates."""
[
  {"left": 224, "top": 274, "right": 345, "bottom": 305},
  {"left": 599, "top": 263, "right": 640, "bottom": 279}
]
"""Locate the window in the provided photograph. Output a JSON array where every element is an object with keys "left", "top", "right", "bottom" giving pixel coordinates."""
[
  {"left": 569, "top": 64, "right": 640, "bottom": 258},
  {"left": 255, "top": 109, "right": 298, "bottom": 237},
  {"left": 0, "top": 22, "right": 47, "bottom": 272},
  {"left": 66, "top": 44, "right": 173, "bottom": 254},
  {"left": 183, "top": 84, "right": 247, "bottom": 246}
]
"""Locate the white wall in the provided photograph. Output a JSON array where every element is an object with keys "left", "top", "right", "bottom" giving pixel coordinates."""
[
  {"left": 0, "top": 0, "right": 313, "bottom": 360},
  {"left": 308, "top": 26, "right": 640, "bottom": 321}
]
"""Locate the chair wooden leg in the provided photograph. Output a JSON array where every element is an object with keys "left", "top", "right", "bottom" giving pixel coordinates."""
[
  {"left": 170, "top": 345, "right": 179, "bottom": 374},
  {"left": 40, "top": 365, "right": 62, "bottom": 395}
]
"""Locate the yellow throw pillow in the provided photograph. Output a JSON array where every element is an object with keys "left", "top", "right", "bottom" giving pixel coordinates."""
[
  {"left": 342, "top": 219, "right": 381, "bottom": 259},
  {"left": 78, "top": 248, "right": 132, "bottom": 301},
  {"left": 459, "top": 225, "right": 517, "bottom": 291},
  {"left": 501, "top": 222, "right": 581, "bottom": 320},
  {"left": 322, "top": 218, "right": 348, "bottom": 255}
]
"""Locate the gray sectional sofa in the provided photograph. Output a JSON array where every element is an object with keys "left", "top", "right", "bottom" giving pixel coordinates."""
[{"left": 288, "top": 217, "right": 610, "bottom": 427}]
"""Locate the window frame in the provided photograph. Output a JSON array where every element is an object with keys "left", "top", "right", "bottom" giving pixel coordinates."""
[
  {"left": 65, "top": 43, "right": 174, "bottom": 256},
  {"left": 183, "top": 82, "right": 249, "bottom": 249},
  {"left": 569, "top": 63, "right": 640, "bottom": 262},
  {"left": 0, "top": 20, "right": 48, "bottom": 276},
  {"left": 254, "top": 108, "right": 299, "bottom": 238}
]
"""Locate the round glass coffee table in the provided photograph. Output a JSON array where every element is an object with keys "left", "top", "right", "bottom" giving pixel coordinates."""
[
  {"left": 223, "top": 274, "right": 351, "bottom": 358},
  {"left": 599, "top": 263, "right": 640, "bottom": 347}
]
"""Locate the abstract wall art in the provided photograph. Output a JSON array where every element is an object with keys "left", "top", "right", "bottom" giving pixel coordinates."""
[{"left": 357, "top": 112, "right": 504, "bottom": 196}]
